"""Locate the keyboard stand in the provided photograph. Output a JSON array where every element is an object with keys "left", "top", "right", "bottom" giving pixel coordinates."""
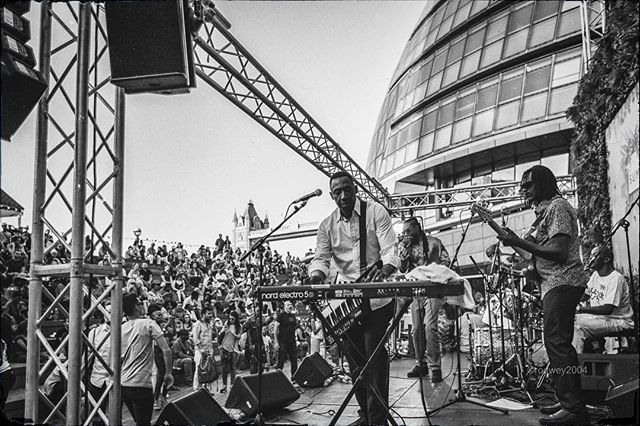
[{"left": 309, "top": 302, "right": 401, "bottom": 426}]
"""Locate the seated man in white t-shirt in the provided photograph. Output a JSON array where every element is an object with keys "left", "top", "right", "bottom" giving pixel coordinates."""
[{"left": 572, "top": 246, "right": 634, "bottom": 353}]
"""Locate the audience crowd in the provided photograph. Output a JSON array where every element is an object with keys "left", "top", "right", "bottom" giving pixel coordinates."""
[{"left": 1, "top": 224, "right": 333, "bottom": 413}]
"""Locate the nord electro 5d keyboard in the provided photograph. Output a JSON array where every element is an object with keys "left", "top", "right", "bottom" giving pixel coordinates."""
[{"left": 257, "top": 279, "right": 463, "bottom": 341}]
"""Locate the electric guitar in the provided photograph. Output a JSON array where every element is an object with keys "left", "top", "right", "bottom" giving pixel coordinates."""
[{"left": 471, "top": 202, "right": 542, "bottom": 281}]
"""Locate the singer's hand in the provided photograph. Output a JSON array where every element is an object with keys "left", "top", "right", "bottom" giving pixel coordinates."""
[{"left": 308, "top": 274, "right": 324, "bottom": 285}]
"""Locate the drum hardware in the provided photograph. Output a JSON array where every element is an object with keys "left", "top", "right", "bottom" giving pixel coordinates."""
[{"left": 468, "top": 256, "right": 539, "bottom": 403}]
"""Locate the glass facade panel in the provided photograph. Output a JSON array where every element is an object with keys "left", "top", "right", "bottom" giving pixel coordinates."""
[
  {"left": 420, "top": 60, "right": 433, "bottom": 83},
  {"left": 437, "top": 101, "right": 456, "bottom": 127},
  {"left": 495, "top": 101, "right": 520, "bottom": 129},
  {"left": 448, "top": 39, "right": 465, "bottom": 64},
  {"left": 529, "top": 17, "right": 556, "bottom": 47},
  {"left": 394, "top": 148, "right": 406, "bottom": 169},
  {"left": 399, "top": 126, "right": 410, "bottom": 146},
  {"left": 465, "top": 26, "right": 485, "bottom": 54},
  {"left": 477, "top": 83, "right": 498, "bottom": 110},
  {"left": 549, "top": 82, "right": 578, "bottom": 114},
  {"left": 534, "top": 1, "right": 560, "bottom": 22},
  {"left": 414, "top": 83, "right": 427, "bottom": 104},
  {"left": 521, "top": 91, "right": 548, "bottom": 122},
  {"left": 456, "top": 92, "right": 475, "bottom": 118},
  {"left": 486, "top": 14, "right": 508, "bottom": 43},
  {"left": 442, "top": 61, "right": 461, "bottom": 87},
  {"left": 453, "top": 117, "right": 472, "bottom": 143},
  {"left": 557, "top": 8, "right": 580, "bottom": 37},
  {"left": 473, "top": 109, "right": 494, "bottom": 136},
  {"left": 524, "top": 65, "right": 551, "bottom": 94},
  {"left": 406, "top": 140, "right": 419, "bottom": 162},
  {"left": 432, "top": 49, "right": 448, "bottom": 74},
  {"left": 387, "top": 133, "right": 398, "bottom": 154},
  {"left": 438, "top": 15, "right": 455, "bottom": 38},
  {"left": 419, "top": 132, "right": 435, "bottom": 157},
  {"left": 422, "top": 110, "right": 437, "bottom": 135},
  {"left": 504, "top": 28, "right": 529, "bottom": 58},
  {"left": 499, "top": 74, "right": 523, "bottom": 103},
  {"left": 426, "top": 71, "right": 443, "bottom": 96},
  {"left": 434, "top": 125, "right": 452, "bottom": 150},
  {"left": 453, "top": 2, "right": 472, "bottom": 28},
  {"left": 552, "top": 57, "right": 580, "bottom": 87},
  {"left": 408, "top": 119, "right": 422, "bottom": 141},
  {"left": 460, "top": 50, "right": 481, "bottom": 77},
  {"left": 480, "top": 39, "right": 503, "bottom": 68},
  {"left": 507, "top": 4, "right": 534, "bottom": 34}
]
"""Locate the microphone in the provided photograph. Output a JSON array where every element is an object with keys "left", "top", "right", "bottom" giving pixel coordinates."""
[{"left": 292, "top": 189, "right": 322, "bottom": 204}]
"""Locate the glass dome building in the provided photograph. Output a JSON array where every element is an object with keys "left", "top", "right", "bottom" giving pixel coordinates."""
[{"left": 367, "top": 0, "right": 586, "bottom": 198}]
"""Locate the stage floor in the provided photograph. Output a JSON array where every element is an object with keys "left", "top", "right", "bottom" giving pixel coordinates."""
[{"left": 129, "top": 352, "right": 560, "bottom": 426}]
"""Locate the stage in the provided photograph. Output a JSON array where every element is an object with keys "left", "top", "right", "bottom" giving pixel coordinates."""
[{"left": 134, "top": 353, "right": 559, "bottom": 426}]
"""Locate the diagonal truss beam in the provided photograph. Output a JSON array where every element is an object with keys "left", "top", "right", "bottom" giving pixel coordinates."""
[{"left": 192, "top": 18, "right": 390, "bottom": 205}]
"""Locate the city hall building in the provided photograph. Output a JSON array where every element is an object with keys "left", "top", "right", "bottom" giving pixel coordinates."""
[{"left": 367, "top": 0, "right": 588, "bottom": 271}]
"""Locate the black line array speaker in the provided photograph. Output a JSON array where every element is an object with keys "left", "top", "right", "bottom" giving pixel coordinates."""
[
  {"left": 154, "top": 388, "right": 231, "bottom": 426},
  {"left": 1, "top": 1, "right": 47, "bottom": 141},
  {"left": 605, "top": 375, "right": 638, "bottom": 422},
  {"left": 293, "top": 352, "right": 333, "bottom": 388},
  {"left": 105, "top": 0, "right": 195, "bottom": 94},
  {"left": 578, "top": 353, "right": 639, "bottom": 403},
  {"left": 225, "top": 370, "right": 300, "bottom": 417}
]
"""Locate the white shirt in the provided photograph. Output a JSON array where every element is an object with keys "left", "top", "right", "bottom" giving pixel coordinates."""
[
  {"left": 88, "top": 323, "right": 111, "bottom": 387},
  {"left": 309, "top": 200, "right": 399, "bottom": 310},
  {"left": 587, "top": 270, "right": 634, "bottom": 320},
  {"left": 121, "top": 318, "right": 164, "bottom": 388}
]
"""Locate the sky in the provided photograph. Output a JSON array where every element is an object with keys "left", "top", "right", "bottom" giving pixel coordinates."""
[{"left": 1, "top": 1, "right": 426, "bottom": 256}]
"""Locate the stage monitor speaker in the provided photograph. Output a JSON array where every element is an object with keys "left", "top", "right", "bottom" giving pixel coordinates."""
[
  {"left": 105, "top": 0, "right": 195, "bottom": 94},
  {"left": 578, "top": 353, "right": 639, "bottom": 403},
  {"left": 225, "top": 370, "right": 300, "bottom": 417},
  {"left": 154, "top": 388, "right": 231, "bottom": 426},
  {"left": 293, "top": 352, "right": 333, "bottom": 388},
  {"left": 1, "top": 53, "right": 47, "bottom": 141},
  {"left": 605, "top": 375, "right": 638, "bottom": 422}
]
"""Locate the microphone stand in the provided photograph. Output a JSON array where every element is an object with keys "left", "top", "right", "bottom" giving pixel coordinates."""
[
  {"left": 428, "top": 212, "right": 509, "bottom": 417},
  {"left": 240, "top": 201, "right": 309, "bottom": 425}
]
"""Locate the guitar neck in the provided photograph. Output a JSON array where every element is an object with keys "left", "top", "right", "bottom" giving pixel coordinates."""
[{"left": 484, "top": 217, "right": 533, "bottom": 261}]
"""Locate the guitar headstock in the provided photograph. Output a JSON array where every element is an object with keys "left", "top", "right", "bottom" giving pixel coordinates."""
[{"left": 471, "top": 201, "right": 492, "bottom": 222}]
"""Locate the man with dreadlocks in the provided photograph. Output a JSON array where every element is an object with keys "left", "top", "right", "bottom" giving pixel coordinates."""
[{"left": 498, "top": 165, "right": 588, "bottom": 425}]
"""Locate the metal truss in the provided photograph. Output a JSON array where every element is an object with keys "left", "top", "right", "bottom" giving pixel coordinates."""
[
  {"left": 579, "top": 0, "right": 606, "bottom": 71},
  {"left": 190, "top": 3, "right": 390, "bottom": 205},
  {"left": 25, "top": 2, "right": 124, "bottom": 425},
  {"left": 388, "top": 175, "right": 576, "bottom": 214}
]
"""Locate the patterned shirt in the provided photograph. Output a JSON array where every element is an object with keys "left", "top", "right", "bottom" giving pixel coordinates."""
[{"left": 533, "top": 196, "right": 587, "bottom": 298}]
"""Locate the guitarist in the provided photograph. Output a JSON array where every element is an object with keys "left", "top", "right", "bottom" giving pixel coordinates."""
[
  {"left": 497, "top": 165, "right": 588, "bottom": 425},
  {"left": 309, "top": 171, "right": 399, "bottom": 426}
]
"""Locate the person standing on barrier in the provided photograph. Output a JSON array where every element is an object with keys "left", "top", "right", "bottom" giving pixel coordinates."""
[
  {"left": 497, "top": 165, "right": 588, "bottom": 425},
  {"left": 309, "top": 171, "right": 399, "bottom": 426},
  {"left": 400, "top": 217, "right": 450, "bottom": 383}
]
